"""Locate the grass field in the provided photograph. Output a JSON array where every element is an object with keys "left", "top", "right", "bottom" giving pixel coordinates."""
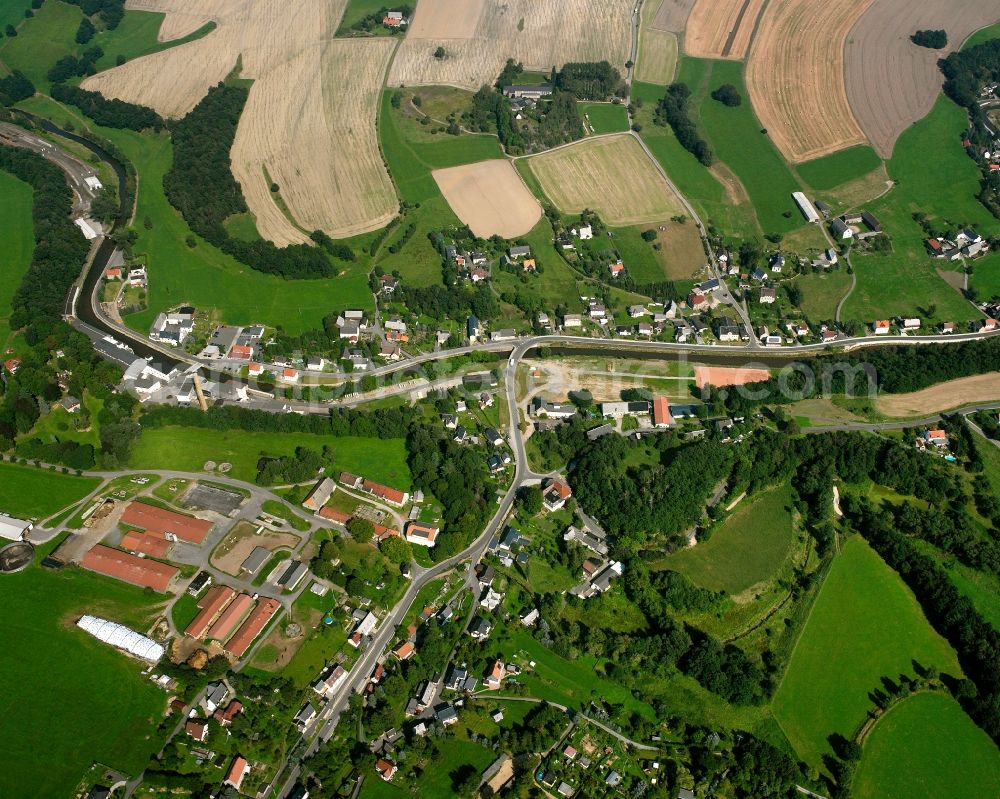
[
  {"left": 631, "top": 80, "right": 758, "bottom": 239},
  {"left": 853, "top": 692, "right": 1000, "bottom": 799},
  {"left": 611, "top": 221, "right": 706, "bottom": 282},
  {"left": 969, "top": 250, "right": 1000, "bottom": 302},
  {"left": 86, "top": 128, "right": 374, "bottom": 334},
  {"left": 0, "top": 0, "right": 32, "bottom": 30},
  {"left": 795, "top": 269, "right": 854, "bottom": 322},
  {"left": 0, "top": 0, "right": 83, "bottom": 88},
  {"left": 0, "top": 170, "right": 33, "bottom": 349},
  {"left": 360, "top": 737, "right": 497, "bottom": 799},
  {"left": 661, "top": 485, "right": 796, "bottom": 594},
  {"left": 689, "top": 58, "right": 803, "bottom": 235},
  {"left": 795, "top": 146, "right": 883, "bottom": 191},
  {"left": 636, "top": 0, "right": 677, "bottom": 85},
  {"left": 580, "top": 102, "right": 630, "bottom": 135},
  {"left": 772, "top": 537, "right": 961, "bottom": 768},
  {"left": 0, "top": 561, "right": 165, "bottom": 796},
  {"left": 128, "top": 427, "right": 411, "bottom": 488},
  {"left": 491, "top": 218, "right": 586, "bottom": 314},
  {"left": 335, "top": 0, "right": 388, "bottom": 34},
  {"left": 0, "top": 462, "right": 101, "bottom": 518},
  {"left": 843, "top": 95, "right": 995, "bottom": 323}
]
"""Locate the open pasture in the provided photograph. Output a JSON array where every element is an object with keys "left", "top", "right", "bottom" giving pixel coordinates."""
[
  {"left": 0, "top": 463, "right": 101, "bottom": 520},
  {"left": 772, "top": 537, "right": 961, "bottom": 768},
  {"left": 684, "top": 0, "right": 766, "bottom": 59},
  {"left": 745, "top": 0, "right": 873, "bottom": 162},
  {"left": 844, "top": 0, "right": 1000, "bottom": 158},
  {"left": 853, "top": 692, "right": 1000, "bottom": 799},
  {"left": 389, "top": 0, "right": 633, "bottom": 89},
  {"left": 526, "top": 134, "right": 685, "bottom": 225},
  {"left": 231, "top": 39, "right": 397, "bottom": 245},
  {"left": 432, "top": 159, "right": 542, "bottom": 238},
  {"left": 660, "top": 486, "right": 797, "bottom": 595}
]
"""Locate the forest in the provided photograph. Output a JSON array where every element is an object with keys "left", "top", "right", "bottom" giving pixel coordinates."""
[
  {"left": 164, "top": 83, "right": 337, "bottom": 279},
  {"left": 554, "top": 61, "right": 624, "bottom": 100}
]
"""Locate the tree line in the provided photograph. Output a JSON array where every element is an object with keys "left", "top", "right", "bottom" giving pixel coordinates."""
[
  {"left": 655, "top": 83, "right": 713, "bottom": 165},
  {"left": 50, "top": 84, "right": 164, "bottom": 131},
  {"left": 164, "top": 82, "right": 339, "bottom": 279}
]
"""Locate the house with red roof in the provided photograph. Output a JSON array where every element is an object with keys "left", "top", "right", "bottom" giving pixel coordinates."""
[{"left": 224, "top": 756, "right": 250, "bottom": 791}]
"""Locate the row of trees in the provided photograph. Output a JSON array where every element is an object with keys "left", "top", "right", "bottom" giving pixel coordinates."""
[
  {"left": 164, "top": 83, "right": 338, "bottom": 279},
  {"left": 50, "top": 84, "right": 164, "bottom": 131},
  {"left": 655, "top": 83, "right": 713, "bottom": 165}
]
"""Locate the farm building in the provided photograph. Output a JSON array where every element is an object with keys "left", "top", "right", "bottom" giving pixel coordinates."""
[
  {"left": 0, "top": 514, "right": 32, "bottom": 541},
  {"left": 76, "top": 615, "right": 165, "bottom": 662},
  {"left": 121, "top": 502, "right": 213, "bottom": 545},
  {"left": 206, "top": 593, "right": 255, "bottom": 642},
  {"left": 652, "top": 397, "right": 674, "bottom": 428},
  {"left": 302, "top": 477, "right": 336, "bottom": 511},
  {"left": 792, "top": 192, "right": 820, "bottom": 224},
  {"left": 80, "top": 545, "right": 179, "bottom": 592},
  {"left": 405, "top": 521, "right": 439, "bottom": 547},
  {"left": 276, "top": 561, "right": 309, "bottom": 590},
  {"left": 241, "top": 546, "right": 271, "bottom": 575},
  {"left": 120, "top": 530, "right": 173, "bottom": 559},
  {"left": 503, "top": 84, "right": 553, "bottom": 100},
  {"left": 186, "top": 585, "right": 238, "bottom": 639},
  {"left": 225, "top": 598, "right": 280, "bottom": 657}
]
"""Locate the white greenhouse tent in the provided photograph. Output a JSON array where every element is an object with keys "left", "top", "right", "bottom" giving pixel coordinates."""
[{"left": 77, "top": 615, "right": 164, "bottom": 662}]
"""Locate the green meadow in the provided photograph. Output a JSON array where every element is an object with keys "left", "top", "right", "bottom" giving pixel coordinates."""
[
  {"left": 843, "top": 95, "right": 994, "bottom": 323},
  {"left": 772, "top": 537, "right": 961, "bottom": 768},
  {"left": 0, "top": 170, "right": 33, "bottom": 349},
  {"left": 0, "top": 462, "right": 101, "bottom": 518},
  {"left": 580, "top": 102, "right": 630, "bottom": 135},
  {"left": 662, "top": 485, "right": 797, "bottom": 595},
  {"left": 854, "top": 692, "right": 1000, "bottom": 799},
  {"left": 0, "top": 560, "right": 166, "bottom": 796},
  {"left": 795, "top": 146, "right": 883, "bottom": 191},
  {"left": 128, "top": 427, "right": 412, "bottom": 489}
]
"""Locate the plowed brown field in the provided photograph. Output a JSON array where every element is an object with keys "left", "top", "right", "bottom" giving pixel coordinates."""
[
  {"left": 844, "top": 0, "right": 1000, "bottom": 158},
  {"left": 433, "top": 160, "right": 541, "bottom": 238},
  {"left": 745, "top": 0, "right": 873, "bottom": 162},
  {"left": 389, "top": 0, "right": 632, "bottom": 89},
  {"left": 650, "top": 0, "right": 697, "bottom": 33}
]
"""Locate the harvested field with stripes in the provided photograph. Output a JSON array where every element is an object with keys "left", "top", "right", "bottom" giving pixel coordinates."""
[
  {"left": 389, "top": 0, "right": 633, "bottom": 89},
  {"left": 844, "top": 0, "right": 1000, "bottom": 158},
  {"left": 526, "top": 134, "right": 685, "bottom": 225},
  {"left": 636, "top": 0, "right": 679, "bottom": 84},
  {"left": 231, "top": 39, "right": 397, "bottom": 245},
  {"left": 745, "top": 0, "right": 873, "bottom": 162},
  {"left": 684, "top": 0, "right": 766, "bottom": 59},
  {"left": 649, "top": 0, "right": 697, "bottom": 33}
]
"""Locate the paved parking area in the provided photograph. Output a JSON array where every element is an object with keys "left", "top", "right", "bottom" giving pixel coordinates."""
[{"left": 183, "top": 483, "right": 245, "bottom": 516}]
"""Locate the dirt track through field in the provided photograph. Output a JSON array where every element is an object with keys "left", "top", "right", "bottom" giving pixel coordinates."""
[
  {"left": 685, "top": 0, "right": 766, "bottom": 60},
  {"left": 875, "top": 372, "right": 1000, "bottom": 417},
  {"left": 433, "top": 160, "right": 542, "bottom": 238},
  {"left": 389, "top": 0, "right": 633, "bottom": 89},
  {"left": 526, "top": 134, "right": 685, "bottom": 225},
  {"left": 745, "top": 0, "right": 873, "bottom": 162},
  {"left": 82, "top": 0, "right": 400, "bottom": 244},
  {"left": 844, "top": 0, "right": 1000, "bottom": 158}
]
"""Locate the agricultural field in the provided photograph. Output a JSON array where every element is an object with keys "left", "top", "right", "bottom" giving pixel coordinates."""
[
  {"left": 129, "top": 428, "right": 411, "bottom": 488},
  {"left": 611, "top": 220, "right": 706, "bottom": 282},
  {"left": 0, "top": 0, "right": 32, "bottom": 30},
  {"left": 0, "top": 171, "right": 33, "bottom": 350},
  {"left": 794, "top": 269, "right": 854, "bottom": 322},
  {"left": 433, "top": 159, "right": 541, "bottom": 238},
  {"left": 684, "top": 0, "right": 766, "bottom": 60},
  {"left": 745, "top": 0, "right": 872, "bottom": 162},
  {"left": 660, "top": 486, "right": 797, "bottom": 595},
  {"left": 231, "top": 38, "right": 397, "bottom": 244},
  {"left": 874, "top": 373, "right": 1000, "bottom": 417},
  {"left": 685, "top": 58, "right": 803, "bottom": 235},
  {"left": 635, "top": 0, "right": 678, "bottom": 85},
  {"left": 0, "top": 561, "right": 165, "bottom": 797},
  {"left": 795, "top": 145, "right": 883, "bottom": 191},
  {"left": 844, "top": 0, "right": 1000, "bottom": 158},
  {"left": 842, "top": 95, "right": 994, "bottom": 323},
  {"left": 0, "top": 463, "right": 101, "bottom": 520},
  {"left": 526, "top": 134, "right": 685, "bottom": 225},
  {"left": 579, "top": 102, "right": 630, "bottom": 135},
  {"left": 388, "top": 0, "right": 633, "bottom": 89},
  {"left": 853, "top": 692, "right": 1000, "bottom": 799},
  {"left": 969, "top": 250, "right": 1000, "bottom": 303},
  {"left": 772, "top": 537, "right": 961, "bottom": 768}
]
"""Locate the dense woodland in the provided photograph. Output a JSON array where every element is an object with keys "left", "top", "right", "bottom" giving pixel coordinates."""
[
  {"left": 554, "top": 61, "right": 624, "bottom": 100},
  {"left": 164, "top": 83, "right": 340, "bottom": 279},
  {"left": 0, "top": 71, "right": 34, "bottom": 107}
]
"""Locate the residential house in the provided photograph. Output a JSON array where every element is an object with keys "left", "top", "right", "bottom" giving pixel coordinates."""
[
  {"left": 532, "top": 397, "right": 577, "bottom": 419},
  {"left": 831, "top": 218, "right": 853, "bottom": 239},
  {"left": 901, "top": 317, "right": 921, "bottom": 330},
  {"left": 572, "top": 224, "right": 593, "bottom": 239},
  {"left": 562, "top": 313, "right": 583, "bottom": 329},
  {"left": 543, "top": 479, "right": 572, "bottom": 511},
  {"left": 224, "top": 756, "right": 250, "bottom": 791},
  {"left": 759, "top": 287, "right": 776, "bottom": 304},
  {"left": 608, "top": 260, "right": 625, "bottom": 278},
  {"left": 508, "top": 245, "right": 531, "bottom": 260},
  {"left": 924, "top": 429, "right": 948, "bottom": 447},
  {"left": 405, "top": 521, "right": 439, "bottom": 547},
  {"left": 376, "top": 758, "right": 398, "bottom": 781},
  {"left": 873, "top": 320, "right": 891, "bottom": 335},
  {"left": 491, "top": 329, "right": 517, "bottom": 342},
  {"left": 770, "top": 253, "right": 786, "bottom": 272},
  {"left": 628, "top": 304, "right": 647, "bottom": 318},
  {"left": 485, "top": 660, "right": 505, "bottom": 689},
  {"left": 380, "top": 274, "right": 398, "bottom": 294}
]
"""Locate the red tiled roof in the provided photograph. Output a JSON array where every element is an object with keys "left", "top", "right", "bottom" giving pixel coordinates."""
[
  {"left": 214, "top": 699, "right": 243, "bottom": 724},
  {"left": 363, "top": 479, "right": 406, "bottom": 505},
  {"left": 185, "top": 585, "right": 237, "bottom": 639},
  {"left": 120, "top": 530, "right": 172, "bottom": 559},
  {"left": 121, "top": 502, "right": 213, "bottom": 544},
  {"left": 225, "top": 756, "right": 249, "bottom": 789},
  {"left": 393, "top": 640, "right": 415, "bottom": 660},
  {"left": 405, "top": 521, "right": 438, "bottom": 542},
  {"left": 205, "top": 594, "right": 255, "bottom": 642},
  {"left": 319, "top": 506, "right": 351, "bottom": 524},
  {"left": 652, "top": 397, "right": 673, "bottom": 427},
  {"left": 549, "top": 480, "right": 572, "bottom": 500},
  {"left": 225, "top": 598, "right": 280, "bottom": 657},
  {"left": 80, "top": 544, "right": 178, "bottom": 592},
  {"left": 339, "top": 471, "right": 362, "bottom": 487},
  {"left": 228, "top": 344, "right": 253, "bottom": 360},
  {"left": 373, "top": 522, "right": 398, "bottom": 540}
]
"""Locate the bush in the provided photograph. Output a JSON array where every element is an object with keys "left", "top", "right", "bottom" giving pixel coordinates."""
[
  {"left": 710, "top": 83, "right": 742, "bottom": 107},
  {"left": 911, "top": 29, "right": 947, "bottom": 49},
  {"left": 640, "top": 229, "right": 657, "bottom": 242}
]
